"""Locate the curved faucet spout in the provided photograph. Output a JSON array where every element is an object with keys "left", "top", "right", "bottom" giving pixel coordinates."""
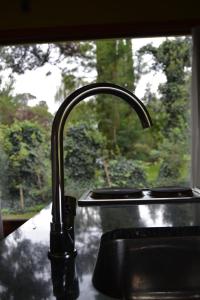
[{"left": 51, "top": 83, "right": 152, "bottom": 226}]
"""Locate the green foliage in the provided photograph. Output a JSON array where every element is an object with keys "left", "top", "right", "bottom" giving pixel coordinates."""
[
  {"left": 64, "top": 123, "right": 105, "bottom": 181},
  {"left": 0, "top": 74, "right": 52, "bottom": 210},
  {"left": 0, "top": 45, "right": 52, "bottom": 74},
  {"left": 0, "top": 142, "right": 9, "bottom": 201},
  {"left": 55, "top": 41, "right": 95, "bottom": 100},
  {"left": 66, "top": 100, "right": 97, "bottom": 126},
  {"left": 0, "top": 120, "right": 51, "bottom": 209},
  {"left": 103, "top": 157, "right": 147, "bottom": 188},
  {"left": 138, "top": 37, "right": 191, "bottom": 83},
  {"left": 138, "top": 37, "right": 191, "bottom": 130},
  {"left": 138, "top": 37, "right": 191, "bottom": 186},
  {"left": 96, "top": 39, "right": 135, "bottom": 89},
  {"left": 18, "top": 101, "right": 52, "bottom": 129},
  {"left": 0, "top": 80, "right": 20, "bottom": 125},
  {"left": 2, "top": 203, "right": 46, "bottom": 218},
  {"left": 96, "top": 39, "right": 136, "bottom": 154}
]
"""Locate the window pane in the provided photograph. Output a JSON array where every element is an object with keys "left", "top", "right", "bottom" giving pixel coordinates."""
[{"left": 0, "top": 36, "right": 192, "bottom": 222}]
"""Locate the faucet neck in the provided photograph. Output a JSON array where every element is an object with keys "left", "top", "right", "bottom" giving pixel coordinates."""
[{"left": 51, "top": 83, "right": 152, "bottom": 225}]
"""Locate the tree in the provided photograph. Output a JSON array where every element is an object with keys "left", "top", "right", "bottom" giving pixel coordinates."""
[
  {"left": 0, "top": 142, "right": 9, "bottom": 203},
  {"left": 138, "top": 37, "right": 191, "bottom": 132},
  {"left": 0, "top": 79, "right": 20, "bottom": 125},
  {"left": 0, "top": 42, "right": 95, "bottom": 103},
  {"left": 16, "top": 100, "right": 52, "bottom": 129},
  {"left": 0, "top": 121, "right": 50, "bottom": 209},
  {"left": 0, "top": 58, "right": 54, "bottom": 211},
  {"left": 137, "top": 37, "right": 192, "bottom": 184},
  {"left": 96, "top": 39, "right": 137, "bottom": 154}
]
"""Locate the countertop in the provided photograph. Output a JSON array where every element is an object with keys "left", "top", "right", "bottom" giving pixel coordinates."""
[{"left": 1, "top": 201, "right": 200, "bottom": 299}]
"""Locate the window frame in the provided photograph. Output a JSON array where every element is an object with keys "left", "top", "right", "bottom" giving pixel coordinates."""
[{"left": 192, "top": 28, "right": 200, "bottom": 190}]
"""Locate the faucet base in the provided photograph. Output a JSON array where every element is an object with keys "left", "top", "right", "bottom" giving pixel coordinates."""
[{"left": 49, "top": 222, "right": 77, "bottom": 259}]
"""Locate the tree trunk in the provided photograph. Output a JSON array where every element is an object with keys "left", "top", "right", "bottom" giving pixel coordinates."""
[
  {"left": 95, "top": 39, "right": 135, "bottom": 154},
  {"left": 103, "top": 159, "right": 112, "bottom": 187},
  {"left": 37, "top": 172, "right": 45, "bottom": 202},
  {"left": 19, "top": 185, "right": 24, "bottom": 210}
]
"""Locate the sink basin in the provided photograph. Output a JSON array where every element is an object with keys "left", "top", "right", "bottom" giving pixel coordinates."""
[{"left": 92, "top": 228, "right": 200, "bottom": 299}]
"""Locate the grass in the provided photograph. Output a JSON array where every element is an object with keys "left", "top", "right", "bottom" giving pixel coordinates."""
[
  {"left": 145, "top": 162, "right": 161, "bottom": 185},
  {"left": 2, "top": 203, "right": 47, "bottom": 220},
  {"left": 2, "top": 212, "right": 36, "bottom": 220},
  {"left": 145, "top": 160, "right": 190, "bottom": 187}
]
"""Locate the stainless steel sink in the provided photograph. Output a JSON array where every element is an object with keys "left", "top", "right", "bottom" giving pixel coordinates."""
[{"left": 92, "top": 228, "right": 200, "bottom": 299}]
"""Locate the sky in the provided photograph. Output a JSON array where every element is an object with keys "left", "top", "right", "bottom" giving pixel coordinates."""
[{"left": 13, "top": 37, "right": 166, "bottom": 114}]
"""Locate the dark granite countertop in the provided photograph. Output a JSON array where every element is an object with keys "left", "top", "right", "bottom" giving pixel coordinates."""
[{"left": 1, "top": 201, "right": 200, "bottom": 299}]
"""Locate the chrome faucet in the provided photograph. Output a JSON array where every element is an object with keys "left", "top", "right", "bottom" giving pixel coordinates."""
[{"left": 49, "top": 82, "right": 152, "bottom": 258}]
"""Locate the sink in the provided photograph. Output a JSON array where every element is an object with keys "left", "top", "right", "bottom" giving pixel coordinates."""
[{"left": 92, "top": 228, "right": 200, "bottom": 299}]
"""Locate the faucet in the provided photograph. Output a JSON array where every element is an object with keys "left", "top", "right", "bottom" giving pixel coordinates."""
[{"left": 49, "top": 82, "right": 152, "bottom": 259}]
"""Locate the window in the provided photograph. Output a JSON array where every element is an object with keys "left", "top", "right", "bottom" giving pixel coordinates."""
[{"left": 0, "top": 36, "right": 192, "bottom": 222}]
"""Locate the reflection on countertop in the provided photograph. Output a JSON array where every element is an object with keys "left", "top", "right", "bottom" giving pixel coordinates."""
[{"left": 0, "top": 202, "right": 200, "bottom": 299}]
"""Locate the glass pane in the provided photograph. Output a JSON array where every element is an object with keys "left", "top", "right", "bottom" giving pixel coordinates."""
[{"left": 0, "top": 36, "right": 192, "bottom": 221}]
